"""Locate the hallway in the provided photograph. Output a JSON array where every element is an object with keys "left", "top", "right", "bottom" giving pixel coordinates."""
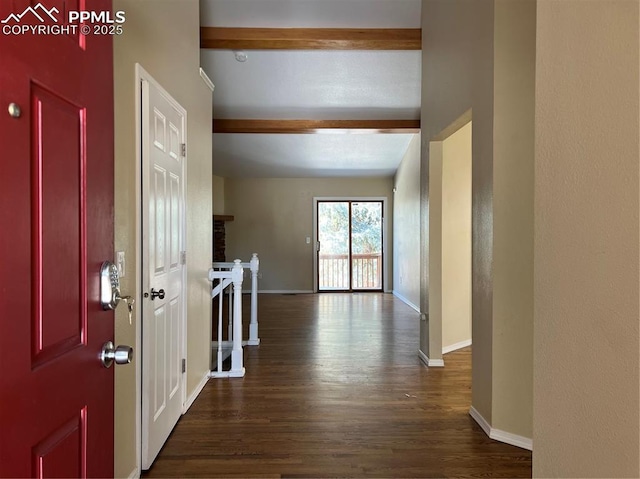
[{"left": 143, "top": 293, "right": 532, "bottom": 478}]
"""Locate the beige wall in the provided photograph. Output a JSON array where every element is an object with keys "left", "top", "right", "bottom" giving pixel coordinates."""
[
  {"left": 534, "top": 0, "right": 639, "bottom": 476},
  {"left": 213, "top": 175, "right": 225, "bottom": 214},
  {"left": 491, "top": 0, "right": 535, "bottom": 440},
  {"left": 113, "top": 1, "right": 213, "bottom": 476},
  {"left": 427, "top": 139, "right": 444, "bottom": 361},
  {"left": 422, "top": 0, "right": 495, "bottom": 420},
  {"left": 422, "top": 0, "right": 534, "bottom": 441},
  {"left": 441, "top": 122, "right": 472, "bottom": 351},
  {"left": 225, "top": 177, "right": 393, "bottom": 292},
  {"left": 393, "top": 135, "right": 421, "bottom": 309}
]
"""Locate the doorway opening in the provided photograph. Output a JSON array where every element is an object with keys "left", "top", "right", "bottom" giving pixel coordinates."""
[
  {"left": 422, "top": 113, "right": 472, "bottom": 368},
  {"left": 316, "top": 200, "right": 384, "bottom": 292},
  {"left": 440, "top": 121, "right": 472, "bottom": 354}
]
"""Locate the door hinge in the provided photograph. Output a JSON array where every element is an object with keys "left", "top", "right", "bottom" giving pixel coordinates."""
[
  {"left": 180, "top": 143, "right": 186, "bottom": 157},
  {"left": 182, "top": 358, "right": 186, "bottom": 373},
  {"left": 180, "top": 251, "right": 186, "bottom": 265}
]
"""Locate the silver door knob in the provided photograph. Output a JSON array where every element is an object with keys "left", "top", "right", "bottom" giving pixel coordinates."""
[{"left": 100, "top": 341, "right": 133, "bottom": 368}]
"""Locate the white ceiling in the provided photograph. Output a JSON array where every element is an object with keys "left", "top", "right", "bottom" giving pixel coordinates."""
[
  {"left": 200, "top": 0, "right": 422, "bottom": 179},
  {"left": 214, "top": 133, "right": 415, "bottom": 178},
  {"left": 203, "top": 50, "right": 421, "bottom": 120},
  {"left": 200, "top": 0, "right": 422, "bottom": 28}
]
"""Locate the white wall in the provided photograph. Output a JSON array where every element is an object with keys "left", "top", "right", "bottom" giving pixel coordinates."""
[
  {"left": 533, "top": 0, "right": 639, "bottom": 476},
  {"left": 393, "top": 134, "right": 421, "bottom": 310}
]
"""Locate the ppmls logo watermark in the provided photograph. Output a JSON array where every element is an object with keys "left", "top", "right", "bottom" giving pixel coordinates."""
[{"left": 2, "top": 3, "right": 126, "bottom": 36}]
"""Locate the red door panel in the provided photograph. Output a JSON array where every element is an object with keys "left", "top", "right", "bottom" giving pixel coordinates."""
[
  {"left": 0, "top": 0, "right": 115, "bottom": 477},
  {"left": 33, "top": 412, "right": 86, "bottom": 479},
  {"left": 33, "top": 84, "right": 86, "bottom": 366}
]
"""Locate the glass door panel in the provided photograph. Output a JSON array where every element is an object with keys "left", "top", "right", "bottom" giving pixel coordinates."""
[
  {"left": 318, "top": 202, "right": 350, "bottom": 291},
  {"left": 317, "top": 200, "right": 384, "bottom": 292},
  {"left": 351, "top": 202, "right": 383, "bottom": 290}
]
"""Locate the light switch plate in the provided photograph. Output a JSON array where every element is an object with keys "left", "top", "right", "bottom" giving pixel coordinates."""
[
  {"left": 116, "top": 251, "right": 125, "bottom": 278},
  {"left": 306, "top": 237, "right": 311, "bottom": 244}
]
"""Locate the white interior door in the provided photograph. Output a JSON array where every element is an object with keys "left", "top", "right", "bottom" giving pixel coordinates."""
[{"left": 141, "top": 77, "right": 187, "bottom": 470}]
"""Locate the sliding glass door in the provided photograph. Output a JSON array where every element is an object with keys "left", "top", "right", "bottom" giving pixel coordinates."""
[{"left": 317, "top": 200, "right": 383, "bottom": 291}]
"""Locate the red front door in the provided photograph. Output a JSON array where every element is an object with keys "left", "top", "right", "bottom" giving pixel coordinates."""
[{"left": 0, "top": 1, "right": 115, "bottom": 477}]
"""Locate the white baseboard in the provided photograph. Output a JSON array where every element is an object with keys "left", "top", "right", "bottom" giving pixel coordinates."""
[
  {"left": 127, "top": 467, "right": 140, "bottom": 479},
  {"left": 392, "top": 290, "right": 420, "bottom": 312},
  {"left": 491, "top": 428, "right": 533, "bottom": 451},
  {"left": 210, "top": 368, "right": 246, "bottom": 378},
  {"left": 469, "top": 406, "right": 533, "bottom": 451},
  {"left": 442, "top": 339, "right": 472, "bottom": 354},
  {"left": 418, "top": 349, "right": 429, "bottom": 366},
  {"left": 469, "top": 406, "right": 492, "bottom": 436},
  {"left": 183, "top": 372, "right": 209, "bottom": 413},
  {"left": 259, "top": 290, "right": 314, "bottom": 294},
  {"left": 418, "top": 349, "right": 445, "bottom": 367}
]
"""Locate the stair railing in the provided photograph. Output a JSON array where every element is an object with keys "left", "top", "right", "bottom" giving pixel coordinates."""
[
  {"left": 211, "top": 253, "right": 260, "bottom": 345},
  {"left": 208, "top": 259, "right": 245, "bottom": 378}
]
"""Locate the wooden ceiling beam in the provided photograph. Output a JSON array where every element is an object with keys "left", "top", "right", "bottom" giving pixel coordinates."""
[
  {"left": 213, "top": 119, "right": 420, "bottom": 134},
  {"left": 201, "top": 27, "right": 421, "bottom": 50}
]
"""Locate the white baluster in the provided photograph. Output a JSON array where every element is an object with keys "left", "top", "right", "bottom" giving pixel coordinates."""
[
  {"left": 227, "top": 277, "right": 233, "bottom": 341},
  {"left": 248, "top": 253, "right": 260, "bottom": 345},
  {"left": 216, "top": 278, "right": 223, "bottom": 374},
  {"left": 229, "top": 259, "right": 245, "bottom": 377}
]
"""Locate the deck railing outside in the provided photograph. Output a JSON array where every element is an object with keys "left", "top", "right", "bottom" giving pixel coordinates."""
[{"left": 319, "top": 253, "right": 381, "bottom": 290}]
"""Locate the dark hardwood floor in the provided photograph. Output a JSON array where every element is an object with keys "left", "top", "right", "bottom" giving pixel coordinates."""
[{"left": 143, "top": 293, "right": 532, "bottom": 478}]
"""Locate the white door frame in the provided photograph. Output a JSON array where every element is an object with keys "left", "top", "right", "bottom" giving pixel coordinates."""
[
  {"left": 312, "top": 196, "right": 389, "bottom": 293},
  {"left": 134, "top": 63, "right": 188, "bottom": 473}
]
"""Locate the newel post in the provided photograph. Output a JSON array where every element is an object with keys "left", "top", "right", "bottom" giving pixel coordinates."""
[
  {"left": 229, "top": 259, "right": 245, "bottom": 377},
  {"left": 248, "top": 253, "right": 260, "bottom": 345}
]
